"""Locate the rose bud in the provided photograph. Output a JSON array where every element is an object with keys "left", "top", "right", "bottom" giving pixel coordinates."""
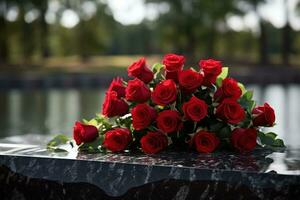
[
  {"left": 198, "top": 59, "right": 222, "bottom": 86},
  {"left": 252, "top": 103, "right": 275, "bottom": 127},
  {"left": 107, "top": 77, "right": 126, "bottom": 98},
  {"left": 214, "top": 78, "right": 242, "bottom": 102},
  {"left": 73, "top": 121, "right": 98, "bottom": 145},
  {"left": 192, "top": 130, "right": 220, "bottom": 153},
  {"left": 102, "top": 91, "right": 128, "bottom": 117},
  {"left": 125, "top": 78, "right": 151, "bottom": 103},
  {"left": 156, "top": 110, "right": 182, "bottom": 134},
  {"left": 131, "top": 103, "right": 157, "bottom": 130},
  {"left": 128, "top": 57, "right": 154, "bottom": 84},
  {"left": 140, "top": 131, "right": 168, "bottom": 154},
  {"left": 152, "top": 79, "right": 177, "bottom": 106},
  {"left": 103, "top": 128, "right": 132, "bottom": 152},
  {"left": 231, "top": 128, "right": 257, "bottom": 152},
  {"left": 178, "top": 69, "right": 203, "bottom": 93},
  {"left": 162, "top": 53, "right": 185, "bottom": 72},
  {"left": 216, "top": 98, "right": 245, "bottom": 124},
  {"left": 182, "top": 96, "right": 208, "bottom": 122}
]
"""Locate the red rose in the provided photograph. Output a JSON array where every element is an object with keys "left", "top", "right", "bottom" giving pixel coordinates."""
[
  {"left": 182, "top": 96, "right": 208, "bottom": 122},
  {"left": 216, "top": 98, "right": 245, "bottom": 124},
  {"left": 128, "top": 57, "right": 154, "bottom": 84},
  {"left": 252, "top": 103, "right": 275, "bottom": 127},
  {"left": 125, "top": 78, "right": 151, "bottom": 103},
  {"left": 152, "top": 79, "right": 177, "bottom": 106},
  {"left": 162, "top": 54, "right": 185, "bottom": 72},
  {"left": 103, "top": 128, "right": 132, "bottom": 152},
  {"left": 192, "top": 130, "right": 220, "bottom": 153},
  {"left": 102, "top": 91, "right": 128, "bottom": 117},
  {"left": 198, "top": 59, "right": 222, "bottom": 86},
  {"left": 165, "top": 70, "right": 180, "bottom": 83},
  {"left": 140, "top": 131, "right": 168, "bottom": 154},
  {"left": 231, "top": 128, "right": 257, "bottom": 152},
  {"left": 73, "top": 121, "right": 98, "bottom": 145},
  {"left": 131, "top": 103, "right": 157, "bottom": 130},
  {"left": 156, "top": 110, "right": 182, "bottom": 134},
  {"left": 107, "top": 77, "right": 126, "bottom": 98},
  {"left": 214, "top": 78, "right": 242, "bottom": 101},
  {"left": 178, "top": 69, "right": 203, "bottom": 93}
]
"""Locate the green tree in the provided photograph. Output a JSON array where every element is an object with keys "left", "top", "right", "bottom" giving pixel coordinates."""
[
  {"left": 0, "top": 0, "right": 9, "bottom": 64},
  {"left": 237, "top": 0, "right": 269, "bottom": 64},
  {"left": 146, "top": 0, "right": 237, "bottom": 60}
]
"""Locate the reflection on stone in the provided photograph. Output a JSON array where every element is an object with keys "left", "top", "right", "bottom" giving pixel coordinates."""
[{"left": 0, "top": 135, "right": 300, "bottom": 199}]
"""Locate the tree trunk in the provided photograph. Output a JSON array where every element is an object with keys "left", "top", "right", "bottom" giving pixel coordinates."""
[
  {"left": 0, "top": 15, "right": 8, "bottom": 65},
  {"left": 40, "top": 2, "right": 50, "bottom": 58},
  {"left": 0, "top": 0, "right": 8, "bottom": 65},
  {"left": 281, "top": 0, "right": 291, "bottom": 65},
  {"left": 258, "top": 20, "right": 268, "bottom": 65},
  {"left": 20, "top": 7, "right": 34, "bottom": 63},
  {"left": 206, "top": 27, "right": 216, "bottom": 58},
  {"left": 281, "top": 24, "right": 291, "bottom": 65}
]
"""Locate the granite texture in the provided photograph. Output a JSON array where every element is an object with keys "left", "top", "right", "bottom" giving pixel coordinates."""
[{"left": 0, "top": 135, "right": 300, "bottom": 199}]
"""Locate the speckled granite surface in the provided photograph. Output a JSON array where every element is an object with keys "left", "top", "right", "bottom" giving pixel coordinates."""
[{"left": 0, "top": 135, "right": 299, "bottom": 200}]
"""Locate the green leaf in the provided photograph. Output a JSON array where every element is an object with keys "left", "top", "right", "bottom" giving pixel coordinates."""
[
  {"left": 262, "top": 134, "right": 274, "bottom": 146},
  {"left": 218, "top": 126, "right": 231, "bottom": 139},
  {"left": 243, "top": 91, "right": 253, "bottom": 100},
  {"left": 265, "top": 132, "right": 277, "bottom": 140},
  {"left": 258, "top": 131, "right": 285, "bottom": 149},
  {"left": 94, "top": 114, "right": 113, "bottom": 133},
  {"left": 152, "top": 63, "right": 164, "bottom": 74},
  {"left": 47, "top": 134, "right": 72, "bottom": 152},
  {"left": 273, "top": 139, "right": 285, "bottom": 147},
  {"left": 239, "top": 97, "right": 255, "bottom": 113},
  {"left": 216, "top": 77, "right": 222, "bottom": 87},
  {"left": 209, "top": 122, "right": 224, "bottom": 132},
  {"left": 238, "top": 82, "right": 246, "bottom": 95},
  {"left": 86, "top": 118, "right": 98, "bottom": 126},
  {"left": 47, "top": 134, "right": 70, "bottom": 148},
  {"left": 79, "top": 136, "right": 104, "bottom": 153},
  {"left": 217, "top": 67, "right": 228, "bottom": 80}
]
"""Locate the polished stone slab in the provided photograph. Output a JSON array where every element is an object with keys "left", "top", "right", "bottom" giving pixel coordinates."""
[{"left": 0, "top": 135, "right": 300, "bottom": 199}]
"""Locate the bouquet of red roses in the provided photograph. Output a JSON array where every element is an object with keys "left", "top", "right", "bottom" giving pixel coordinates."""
[{"left": 51, "top": 54, "right": 285, "bottom": 154}]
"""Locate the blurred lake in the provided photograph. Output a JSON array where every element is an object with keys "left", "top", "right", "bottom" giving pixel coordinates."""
[{"left": 0, "top": 85, "right": 299, "bottom": 149}]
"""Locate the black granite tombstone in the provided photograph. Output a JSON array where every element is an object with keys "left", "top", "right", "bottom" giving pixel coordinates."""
[{"left": 0, "top": 135, "right": 299, "bottom": 200}]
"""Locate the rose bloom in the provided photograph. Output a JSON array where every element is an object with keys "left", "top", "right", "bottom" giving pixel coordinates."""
[
  {"left": 125, "top": 78, "right": 151, "bottom": 103},
  {"left": 102, "top": 91, "right": 128, "bottom": 117},
  {"left": 252, "top": 103, "right": 275, "bottom": 127},
  {"left": 198, "top": 59, "right": 222, "bottom": 86},
  {"left": 140, "top": 131, "right": 168, "bottom": 154},
  {"left": 182, "top": 96, "right": 208, "bottom": 122},
  {"left": 73, "top": 121, "right": 98, "bottom": 145},
  {"left": 231, "top": 128, "right": 257, "bottom": 152},
  {"left": 216, "top": 98, "right": 245, "bottom": 124},
  {"left": 214, "top": 78, "right": 242, "bottom": 101},
  {"left": 156, "top": 110, "right": 182, "bottom": 134},
  {"left": 192, "top": 130, "right": 220, "bottom": 153},
  {"left": 103, "top": 128, "right": 132, "bottom": 152},
  {"left": 128, "top": 57, "right": 154, "bottom": 84},
  {"left": 178, "top": 69, "right": 203, "bottom": 93},
  {"left": 107, "top": 77, "right": 126, "bottom": 98},
  {"left": 165, "top": 70, "right": 180, "bottom": 83},
  {"left": 152, "top": 79, "right": 177, "bottom": 106},
  {"left": 162, "top": 54, "right": 185, "bottom": 72},
  {"left": 131, "top": 103, "right": 157, "bottom": 130}
]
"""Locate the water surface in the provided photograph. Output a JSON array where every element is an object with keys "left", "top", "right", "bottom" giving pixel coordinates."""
[{"left": 0, "top": 84, "right": 299, "bottom": 148}]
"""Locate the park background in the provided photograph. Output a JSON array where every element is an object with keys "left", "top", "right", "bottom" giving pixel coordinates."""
[{"left": 0, "top": 0, "right": 300, "bottom": 149}]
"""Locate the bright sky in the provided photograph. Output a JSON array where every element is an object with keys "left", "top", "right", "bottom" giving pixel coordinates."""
[
  {"left": 106, "top": 0, "right": 300, "bottom": 31},
  {"left": 5, "top": 0, "right": 300, "bottom": 31}
]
